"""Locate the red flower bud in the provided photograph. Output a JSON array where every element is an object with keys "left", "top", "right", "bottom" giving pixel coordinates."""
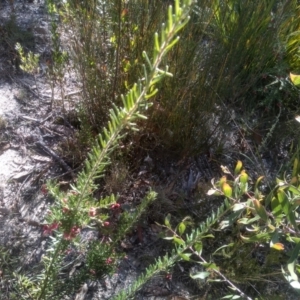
[
  {"left": 111, "top": 203, "right": 120, "bottom": 209},
  {"left": 63, "top": 226, "right": 80, "bottom": 240},
  {"left": 105, "top": 257, "right": 113, "bottom": 264},
  {"left": 62, "top": 207, "right": 70, "bottom": 214},
  {"left": 41, "top": 184, "right": 48, "bottom": 195},
  {"left": 42, "top": 222, "right": 59, "bottom": 237},
  {"left": 90, "top": 269, "right": 96, "bottom": 275}
]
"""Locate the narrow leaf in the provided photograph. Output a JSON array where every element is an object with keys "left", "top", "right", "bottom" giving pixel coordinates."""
[
  {"left": 207, "top": 188, "right": 217, "bottom": 196},
  {"left": 293, "top": 158, "right": 299, "bottom": 177},
  {"left": 254, "top": 176, "right": 264, "bottom": 191},
  {"left": 240, "top": 232, "right": 271, "bottom": 243},
  {"left": 173, "top": 237, "right": 185, "bottom": 246},
  {"left": 253, "top": 199, "right": 268, "bottom": 222},
  {"left": 222, "top": 183, "right": 232, "bottom": 198},
  {"left": 232, "top": 203, "right": 245, "bottom": 211},
  {"left": 287, "top": 243, "right": 300, "bottom": 264},
  {"left": 234, "top": 160, "right": 243, "bottom": 175},
  {"left": 288, "top": 260, "right": 298, "bottom": 281},
  {"left": 178, "top": 222, "right": 186, "bottom": 235},
  {"left": 290, "top": 281, "right": 300, "bottom": 289},
  {"left": 240, "top": 170, "right": 248, "bottom": 184},
  {"left": 194, "top": 242, "right": 202, "bottom": 255},
  {"left": 190, "top": 271, "right": 210, "bottom": 280},
  {"left": 271, "top": 196, "right": 282, "bottom": 215},
  {"left": 165, "top": 213, "right": 171, "bottom": 228},
  {"left": 288, "top": 185, "right": 300, "bottom": 196},
  {"left": 201, "top": 262, "right": 219, "bottom": 271},
  {"left": 179, "top": 253, "right": 191, "bottom": 261},
  {"left": 277, "top": 189, "right": 290, "bottom": 215}
]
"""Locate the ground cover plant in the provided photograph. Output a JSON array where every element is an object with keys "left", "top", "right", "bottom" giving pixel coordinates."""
[{"left": 1, "top": 0, "right": 300, "bottom": 299}]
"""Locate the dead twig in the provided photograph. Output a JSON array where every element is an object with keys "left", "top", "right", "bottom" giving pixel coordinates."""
[{"left": 35, "top": 140, "right": 75, "bottom": 179}]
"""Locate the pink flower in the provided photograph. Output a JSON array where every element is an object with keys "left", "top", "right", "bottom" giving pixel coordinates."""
[
  {"left": 63, "top": 226, "right": 81, "bottom": 240},
  {"left": 42, "top": 222, "right": 59, "bottom": 237},
  {"left": 103, "top": 221, "right": 110, "bottom": 227}
]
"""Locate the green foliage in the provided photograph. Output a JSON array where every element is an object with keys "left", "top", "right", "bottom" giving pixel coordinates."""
[
  {"left": 207, "top": 159, "right": 300, "bottom": 294},
  {"left": 147, "top": 0, "right": 299, "bottom": 153},
  {"left": 43, "top": 0, "right": 300, "bottom": 155},
  {"left": 46, "top": 0, "right": 69, "bottom": 109},
  {"left": 85, "top": 241, "right": 116, "bottom": 278},
  {"left": 210, "top": 0, "right": 279, "bottom": 105},
  {"left": 280, "top": 2, "right": 300, "bottom": 72},
  {"left": 114, "top": 200, "right": 228, "bottom": 299},
  {"left": 15, "top": 43, "right": 39, "bottom": 74},
  {"left": 140, "top": 155, "right": 300, "bottom": 299},
  {"left": 13, "top": 1, "right": 194, "bottom": 299}
]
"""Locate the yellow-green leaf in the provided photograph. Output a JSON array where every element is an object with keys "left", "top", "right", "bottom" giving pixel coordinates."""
[
  {"left": 179, "top": 253, "right": 191, "bottom": 261},
  {"left": 173, "top": 237, "right": 185, "bottom": 246},
  {"left": 268, "top": 224, "right": 276, "bottom": 232},
  {"left": 201, "top": 262, "right": 219, "bottom": 271},
  {"left": 271, "top": 243, "right": 285, "bottom": 251},
  {"left": 288, "top": 185, "right": 300, "bottom": 196},
  {"left": 240, "top": 232, "right": 271, "bottom": 243},
  {"left": 222, "top": 183, "right": 232, "bottom": 198},
  {"left": 290, "top": 72, "right": 300, "bottom": 87},
  {"left": 219, "top": 176, "right": 227, "bottom": 186},
  {"left": 240, "top": 170, "right": 248, "bottom": 184},
  {"left": 178, "top": 222, "right": 186, "bottom": 235},
  {"left": 234, "top": 160, "right": 243, "bottom": 175},
  {"left": 194, "top": 242, "right": 203, "bottom": 255}
]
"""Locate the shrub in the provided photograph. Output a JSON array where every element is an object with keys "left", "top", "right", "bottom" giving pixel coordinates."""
[
  {"left": 128, "top": 158, "right": 300, "bottom": 299},
  {"left": 11, "top": 1, "right": 195, "bottom": 299},
  {"left": 46, "top": 0, "right": 300, "bottom": 156}
]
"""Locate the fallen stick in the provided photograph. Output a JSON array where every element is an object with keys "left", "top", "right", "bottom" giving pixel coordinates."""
[{"left": 35, "top": 140, "right": 75, "bottom": 179}]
